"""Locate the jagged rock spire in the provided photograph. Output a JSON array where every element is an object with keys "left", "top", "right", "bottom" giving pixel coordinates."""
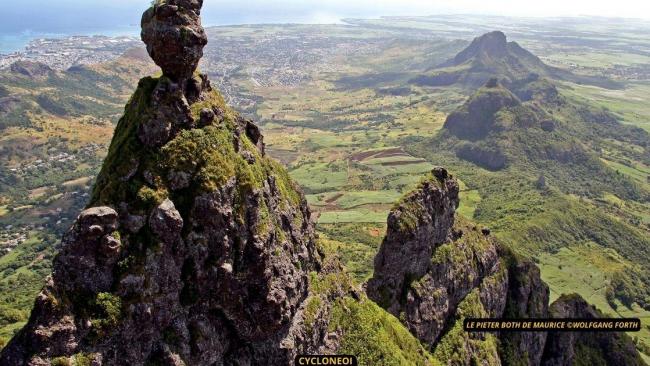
[
  {"left": 138, "top": 0, "right": 213, "bottom": 147},
  {"left": 0, "top": 2, "right": 323, "bottom": 364},
  {"left": 141, "top": 0, "right": 208, "bottom": 81}
]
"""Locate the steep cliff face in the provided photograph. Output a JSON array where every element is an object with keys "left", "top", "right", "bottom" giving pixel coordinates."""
[
  {"left": 367, "top": 167, "right": 461, "bottom": 316},
  {"left": 497, "top": 250, "right": 550, "bottom": 366},
  {"left": 367, "top": 167, "right": 645, "bottom": 366},
  {"left": 367, "top": 168, "right": 507, "bottom": 350},
  {"left": 542, "top": 294, "right": 646, "bottom": 366},
  {"left": 0, "top": 1, "right": 323, "bottom": 365},
  {"left": 443, "top": 81, "right": 523, "bottom": 141},
  {"left": 367, "top": 168, "right": 509, "bottom": 364}
]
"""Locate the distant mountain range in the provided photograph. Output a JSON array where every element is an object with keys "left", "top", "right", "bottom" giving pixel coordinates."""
[{"left": 410, "top": 31, "right": 650, "bottom": 316}]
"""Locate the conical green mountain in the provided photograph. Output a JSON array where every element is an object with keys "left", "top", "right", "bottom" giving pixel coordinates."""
[
  {"left": 440, "top": 76, "right": 647, "bottom": 202},
  {"left": 412, "top": 31, "right": 623, "bottom": 89},
  {"left": 410, "top": 39, "right": 650, "bottom": 319}
]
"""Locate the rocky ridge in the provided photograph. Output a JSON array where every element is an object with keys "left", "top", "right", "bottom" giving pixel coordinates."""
[
  {"left": 367, "top": 168, "right": 644, "bottom": 365},
  {"left": 438, "top": 73, "right": 648, "bottom": 204},
  {"left": 542, "top": 294, "right": 646, "bottom": 365}
]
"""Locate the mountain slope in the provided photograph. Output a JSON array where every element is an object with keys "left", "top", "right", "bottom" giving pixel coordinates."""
[
  {"left": 366, "top": 168, "right": 645, "bottom": 365},
  {"left": 0, "top": 53, "right": 154, "bottom": 132},
  {"left": 441, "top": 78, "right": 646, "bottom": 200},
  {"left": 0, "top": 49, "right": 158, "bottom": 349},
  {"left": 407, "top": 43, "right": 650, "bottom": 318}
]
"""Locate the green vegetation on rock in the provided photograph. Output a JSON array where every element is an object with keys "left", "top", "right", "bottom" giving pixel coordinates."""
[
  {"left": 432, "top": 290, "right": 500, "bottom": 365},
  {"left": 90, "top": 75, "right": 305, "bottom": 243},
  {"left": 330, "top": 296, "right": 439, "bottom": 366}
]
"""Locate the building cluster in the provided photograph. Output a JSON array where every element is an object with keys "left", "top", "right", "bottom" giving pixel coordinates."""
[
  {"left": 0, "top": 35, "right": 140, "bottom": 70},
  {"left": 200, "top": 29, "right": 383, "bottom": 110},
  {"left": 8, "top": 143, "right": 101, "bottom": 176}
]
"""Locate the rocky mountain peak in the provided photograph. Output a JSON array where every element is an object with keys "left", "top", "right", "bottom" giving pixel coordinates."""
[
  {"left": 414, "top": 30, "right": 623, "bottom": 89},
  {"left": 413, "top": 30, "right": 566, "bottom": 88},
  {"left": 0, "top": 2, "right": 323, "bottom": 365},
  {"left": 367, "top": 167, "right": 460, "bottom": 314},
  {"left": 366, "top": 167, "right": 645, "bottom": 366},
  {"left": 453, "top": 30, "right": 509, "bottom": 63},
  {"left": 141, "top": 0, "right": 208, "bottom": 82},
  {"left": 137, "top": 1, "right": 213, "bottom": 148},
  {"left": 368, "top": 168, "right": 509, "bottom": 350},
  {"left": 443, "top": 80, "right": 521, "bottom": 140}
]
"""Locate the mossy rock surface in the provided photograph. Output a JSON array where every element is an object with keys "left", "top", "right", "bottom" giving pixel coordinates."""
[
  {"left": 90, "top": 76, "right": 302, "bottom": 221},
  {"left": 330, "top": 296, "right": 440, "bottom": 366}
]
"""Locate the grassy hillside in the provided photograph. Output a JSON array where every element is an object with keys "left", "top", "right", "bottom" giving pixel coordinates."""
[
  {"left": 0, "top": 52, "right": 156, "bottom": 347},
  {"left": 402, "top": 76, "right": 650, "bottom": 353}
]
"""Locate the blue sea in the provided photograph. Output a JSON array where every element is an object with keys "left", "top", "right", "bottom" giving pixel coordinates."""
[
  {"left": 0, "top": 27, "right": 140, "bottom": 54},
  {"left": 0, "top": 0, "right": 376, "bottom": 54}
]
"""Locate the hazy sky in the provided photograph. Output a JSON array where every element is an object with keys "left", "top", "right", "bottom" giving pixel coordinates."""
[{"left": 1, "top": 0, "right": 649, "bottom": 34}]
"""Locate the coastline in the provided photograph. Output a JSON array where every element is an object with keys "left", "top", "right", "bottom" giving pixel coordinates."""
[{"left": 0, "top": 26, "right": 140, "bottom": 55}]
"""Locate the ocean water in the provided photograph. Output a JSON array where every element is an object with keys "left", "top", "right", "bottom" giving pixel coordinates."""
[
  {"left": 0, "top": 34, "right": 38, "bottom": 54},
  {"left": 2, "top": 0, "right": 453, "bottom": 54},
  {"left": 0, "top": 28, "right": 140, "bottom": 54},
  {"left": 0, "top": 13, "right": 347, "bottom": 55},
  {"left": 0, "top": 0, "right": 370, "bottom": 54}
]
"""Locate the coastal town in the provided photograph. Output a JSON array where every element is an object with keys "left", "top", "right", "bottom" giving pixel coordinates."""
[{"left": 0, "top": 35, "right": 140, "bottom": 70}]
